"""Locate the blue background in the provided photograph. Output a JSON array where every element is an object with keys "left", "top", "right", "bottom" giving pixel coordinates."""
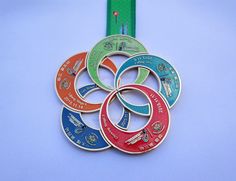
[{"left": 1, "top": 0, "right": 236, "bottom": 180}]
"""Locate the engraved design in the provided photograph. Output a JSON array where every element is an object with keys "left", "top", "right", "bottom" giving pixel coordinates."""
[
  {"left": 60, "top": 78, "right": 71, "bottom": 89},
  {"left": 66, "top": 60, "right": 82, "bottom": 76},
  {"left": 67, "top": 113, "right": 86, "bottom": 134},
  {"left": 118, "top": 42, "right": 138, "bottom": 52},
  {"left": 125, "top": 129, "right": 149, "bottom": 145},
  {"left": 158, "top": 63, "right": 166, "bottom": 72},
  {"left": 104, "top": 42, "right": 113, "bottom": 50},
  {"left": 152, "top": 121, "right": 164, "bottom": 134},
  {"left": 85, "top": 133, "right": 98, "bottom": 146},
  {"left": 142, "top": 130, "right": 149, "bottom": 142},
  {"left": 161, "top": 78, "right": 172, "bottom": 97}
]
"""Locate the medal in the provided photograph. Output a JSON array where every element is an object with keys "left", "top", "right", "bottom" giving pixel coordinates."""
[
  {"left": 114, "top": 54, "right": 181, "bottom": 115},
  {"left": 100, "top": 84, "right": 170, "bottom": 154},
  {"left": 61, "top": 107, "right": 110, "bottom": 151},
  {"left": 55, "top": 0, "right": 181, "bottom": 154},
  {"left": 55, "top": 52, "right": 118, "bottom": 112},
  {"left": 61, "top": 106, "right": 130, "bottom": 151},
  {"left": 87, "top": 35, "right": 149, "bottom": 91}
]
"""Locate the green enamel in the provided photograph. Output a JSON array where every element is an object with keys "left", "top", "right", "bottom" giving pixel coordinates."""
[{"left": 87, "top": 35, "right": 149, "bottom": 91}]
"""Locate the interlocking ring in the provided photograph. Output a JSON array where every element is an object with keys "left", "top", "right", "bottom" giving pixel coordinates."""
[
  {"left": 55, "top": 35, "right": 181, "bottom": 154},
  {"left": 87, "top": 35, "right": 150, "bottom": 91},
  {"left": 61, "top": 106, "right": 130, "bottom": 151},
  {"left": 100, "top": 84, "right": 170, "bottom": 154},
  {"left": 114, "top": 54, "right": 181, "bottom": 115},
  {"left": 56, "top": 51, "right": 131, "bottom": 151},
  {"left": 55, "top": 52, "right": 117, "bottom": 112}
]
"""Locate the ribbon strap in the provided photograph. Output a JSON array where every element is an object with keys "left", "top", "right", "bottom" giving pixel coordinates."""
[{"left": 106, "top": 0, "right": 136, "bottom": 37}]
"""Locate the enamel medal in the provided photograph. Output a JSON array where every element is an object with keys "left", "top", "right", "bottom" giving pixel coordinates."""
[{"left": 55, "top": 0, "right": 181, "bottom": 154}]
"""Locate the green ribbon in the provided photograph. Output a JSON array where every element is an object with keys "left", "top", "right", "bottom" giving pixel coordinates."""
[{"left": 106, "top": 0, "right": 136, "bottom": 37}]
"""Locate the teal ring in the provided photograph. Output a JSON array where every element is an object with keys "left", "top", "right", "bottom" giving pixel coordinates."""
[{"left": 114, "top": 54, "right": 181, "bottom": 115}]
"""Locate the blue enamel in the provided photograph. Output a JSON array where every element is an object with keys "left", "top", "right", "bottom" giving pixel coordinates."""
[{"left": 115, "top": 54, "right": 181, "bottom": 115}]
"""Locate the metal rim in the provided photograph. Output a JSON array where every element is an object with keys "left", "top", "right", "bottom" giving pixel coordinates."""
[{"left": 99, "top": 84, "right": 171, "bottom": 154}]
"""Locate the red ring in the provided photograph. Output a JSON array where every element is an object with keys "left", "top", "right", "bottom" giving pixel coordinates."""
[{"left": 100, "top": 84, "right": 170, "bottom": 154}]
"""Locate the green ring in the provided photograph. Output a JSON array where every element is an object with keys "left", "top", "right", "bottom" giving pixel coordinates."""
[{"left": 87, "top": 34, "right": 149, "bottom": 91}]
